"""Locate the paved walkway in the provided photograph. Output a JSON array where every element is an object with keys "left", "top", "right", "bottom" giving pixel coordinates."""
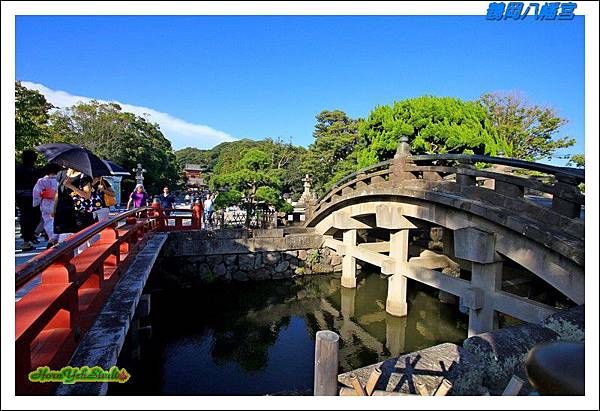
[{"left": 15, "top": 224, "right": 50, "bottom": 267}]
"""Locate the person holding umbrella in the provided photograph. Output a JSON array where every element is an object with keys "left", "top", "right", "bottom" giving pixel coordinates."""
[
  {"left": 35, "top": 143, "right": 111, "bottom": 244},
  {"left": 53, "top": 168, "right": 97, "bottom": 245}
]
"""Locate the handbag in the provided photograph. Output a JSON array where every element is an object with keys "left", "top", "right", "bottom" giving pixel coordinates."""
[{"left": 104, "top": 191, "right": 117, "bottom": 207}]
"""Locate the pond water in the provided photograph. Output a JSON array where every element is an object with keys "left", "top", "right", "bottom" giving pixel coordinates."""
[{"left": 109, "top": 270, "right": 468, "bottom": 396}]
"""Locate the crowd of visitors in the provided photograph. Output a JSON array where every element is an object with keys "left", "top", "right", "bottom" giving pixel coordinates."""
[{"left": 16, "top": 148, "right": 221, "bottom": 253}]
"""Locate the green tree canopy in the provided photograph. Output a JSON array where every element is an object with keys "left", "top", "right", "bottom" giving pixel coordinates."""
[
  {"left": 567, "top": 154, "right": 584, "bottom": 168},
  {"left": 15, "top": 81, "right": 55, "bottom": 162},
  {"left": 189, "top": 138, "right": 306, "bottom": 197},
  {"left": 211, "top": 147, "right": 293, "bottom": 212},
  {"left": 239, "top": 148, "right": 273, "bottom": 171},
  {"left": 50, "top": 100, "right": 180, "bottom": 195},
  {"left": 356, "top": 96, "right": 503, "bottom": 168},
  {"left": 175, "top": 147, "right": 211, "bottom": 170},
  {"left": 214, "top": 189, "right": 243, "bottom": 209},
  {"left": 301, "top": 110, "right": 362, "bottom": 197},
  {"left": 480, "top": 92, "right": 575, "bottom": 161}
]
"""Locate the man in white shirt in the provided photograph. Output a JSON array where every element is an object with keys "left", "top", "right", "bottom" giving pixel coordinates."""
[{"left": 203, "top": 193, "right": 214, "bottom": 228}]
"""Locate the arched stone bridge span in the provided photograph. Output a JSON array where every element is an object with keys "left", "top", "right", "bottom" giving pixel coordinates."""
[{"left": 304, "top": 147, "right": 584, "bottom": 337}]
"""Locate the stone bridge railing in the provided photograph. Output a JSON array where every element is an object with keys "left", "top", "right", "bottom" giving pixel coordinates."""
[{"left": 308, "top": 152, "right": 585, "bottom": 230}]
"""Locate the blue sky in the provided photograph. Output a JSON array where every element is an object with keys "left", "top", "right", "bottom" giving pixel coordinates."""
[{"left": 16, "top": 15, "right": 584, "bottom": 163}]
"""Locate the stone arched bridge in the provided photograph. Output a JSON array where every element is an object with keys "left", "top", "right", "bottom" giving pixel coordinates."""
[{"left": 304, "top": 143, "right": 584, "bottom": 337}]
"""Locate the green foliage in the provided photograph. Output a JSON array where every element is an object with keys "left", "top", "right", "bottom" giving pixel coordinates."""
[
  {"left": 307, "top": 249, "right": 320, "bottom": 264},
  {"left": 567, "top": 154, "right": 584, "bottom": 168},
  {"left": 15, "top": 81, "right": 55, "bottom": 163},
  {"left": 211, "top": 169, "right": 281, "bottom": 192},
  {"left": 277, "top": 202, "right": 294, "bottom": 214},
  {"left": 175, "top": 147, "right": 211, "bottom": 170},
  {"left": 214, "top": 189, "right": 243, "bottom": 209},
  {"left": 239, "top": 148, "right": 272, "bottom": 171},
  {"left": 301, "top": 110, "right": 362, "bottom": 197},
  {"left": 480, "top": 92, "right": 575, "bottom": 161},
  {"left": 180, "top": 138, "right": 305, "bottom": 199},
  {"left": 255, "top": 186, "right": 280, "bottom": 205},
  {"left": 211, "top": 148, "right": 283, "bottom": 210},
  {"left": 49, "top": 100, "right": 180, "bottom": 195},
  {"left": 356, "top": 96, "right": 502, "bottom": 168}
]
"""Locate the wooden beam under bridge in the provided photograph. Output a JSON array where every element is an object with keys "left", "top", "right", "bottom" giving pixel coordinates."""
[{"left": 323, "top": 236, "right": 557, "bottom": 325}]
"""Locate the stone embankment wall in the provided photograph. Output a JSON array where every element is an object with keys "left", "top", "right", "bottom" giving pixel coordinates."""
[{"left": 149, "top": 228, "right": 343, "bottom": 289}]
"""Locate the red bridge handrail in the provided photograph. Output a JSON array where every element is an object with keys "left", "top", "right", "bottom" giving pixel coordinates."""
[
  {"left": 14, "top": 202, "right": 206, "bottom": 394},
  {"left": 16, "top": 207, "right": 151, "bottom": 290}
]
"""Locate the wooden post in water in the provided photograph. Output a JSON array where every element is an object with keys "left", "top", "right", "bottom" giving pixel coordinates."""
[{"left": 314, "top": 330, "right": 340, "bottom": 396}]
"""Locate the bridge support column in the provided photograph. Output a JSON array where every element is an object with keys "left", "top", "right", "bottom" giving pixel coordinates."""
[
  {"left": 468, "top": 261, "right": 502, "bottom": 336},
  {"left": 341, "top": 229, "right": 358, "bottom": 288},
  {"left": 341, "top": 286, "right": 356, "bottom": 319},
  {"left": 454, "top": 227, "right": 503, "bottom": 337},
  {"left": 386, "top": 229, "right": 409, "bottom": 317}
]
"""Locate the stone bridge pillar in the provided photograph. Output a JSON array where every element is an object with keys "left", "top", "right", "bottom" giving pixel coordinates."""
[
  {"left": 386, "top": 229, "right": 409, "bottom": 317},
  {"left": 390, "top": 136, "right": 416, "bottom": 184},
  {"left": 340, "top": 286, "right": 356, "bottom": 319},
  {"left": 341, "top": 229, "right": 358, "bottom": 288},
  {"left": 454, "top": 227, "right": 504, "bottom": 337}
]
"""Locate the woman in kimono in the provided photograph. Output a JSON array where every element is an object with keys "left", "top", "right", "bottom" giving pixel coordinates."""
[{"left": 32, "top": 164, "right": 62, "bottom": 248}]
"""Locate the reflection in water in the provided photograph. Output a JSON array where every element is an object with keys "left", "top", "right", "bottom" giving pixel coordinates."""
[{"left": 110, "top": 270, "right": 467, "bottom": 396}]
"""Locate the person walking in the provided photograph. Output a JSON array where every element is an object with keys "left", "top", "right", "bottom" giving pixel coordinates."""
[
  {"left": 126, "top": 184, "right": 150, "bottom": 210},
  {"left": 32, "top": 164, "right": 62, "bottom": 248},
  {"left": 64, "top": 171, "right": 97, "bottom": 230},
  {"left": 158, "top": 186, "right": 176, "bottom": 217},
  {"left": 203, "top": 193, "right": 215, "bottom": 228},
  {"left": 53, "top": 168, "right": 97, "bottom": 253},
  {"left": 53, "top": 168, "right": 78, "bottom": 243},
  {"left": 16, "top": 150, "right": 42, "bottom": 251}
]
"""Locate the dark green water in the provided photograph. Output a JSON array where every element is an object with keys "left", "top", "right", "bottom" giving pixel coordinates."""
[{"left": 109, "top": 271, "right": 467, "bottom": 396}]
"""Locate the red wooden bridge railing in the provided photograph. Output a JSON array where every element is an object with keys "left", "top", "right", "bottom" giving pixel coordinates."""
[{"left": 14, "top": 204, "right": 201, "bottom": 395}]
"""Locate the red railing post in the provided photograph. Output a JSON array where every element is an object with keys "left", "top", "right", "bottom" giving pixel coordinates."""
[{"left": 151, "top": 200, "right": 165, "bottom": 230}]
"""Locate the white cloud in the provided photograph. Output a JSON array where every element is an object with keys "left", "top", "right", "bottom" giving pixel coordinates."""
[{"left": 21, "top": 81, "right": 237, "bottom": 150}]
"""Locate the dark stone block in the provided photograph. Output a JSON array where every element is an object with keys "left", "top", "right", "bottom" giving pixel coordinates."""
[
  {"left": 541, "top": 304, "right": 585, "bottom": 342},
  {"left": 463, "top": 323, "right": 559, "bottom": 393}
]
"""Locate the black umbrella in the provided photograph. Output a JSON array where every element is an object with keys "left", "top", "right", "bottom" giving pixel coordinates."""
[
  {"left": 35, "top": 143, "right": 112, "bottom": 178},
  {"left": 102, "top": 160, "right": 131, "bottom": 176}
]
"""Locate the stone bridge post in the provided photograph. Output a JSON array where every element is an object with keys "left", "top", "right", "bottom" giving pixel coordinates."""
[
  {"left": 390, "top": 136, "right": 416, "bottom": 184},
  {"left": 551, "top": 174, "right": 582, "bottom": 218},
  {"left": 341, "top": 229, "right": 358, "bottom": 288},
  {"left": 454, "top": 227, "right": 504, "bottom": 337},
  {"left": 386, "top": 229, "right": 410, "bottom": 317}
]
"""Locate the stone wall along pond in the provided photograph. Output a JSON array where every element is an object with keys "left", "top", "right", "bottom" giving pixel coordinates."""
[{"left": 150, "top": 228, "right": 343, "bottom": 288}]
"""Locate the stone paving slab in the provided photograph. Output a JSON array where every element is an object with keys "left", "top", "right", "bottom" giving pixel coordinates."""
[{"left": 338, "top": 342, "right": 484, "bottom": 396}]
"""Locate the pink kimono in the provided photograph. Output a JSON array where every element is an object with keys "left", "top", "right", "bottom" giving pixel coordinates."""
[{"left": 32, "top": 175, "right": 58, "bottom": 242}]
